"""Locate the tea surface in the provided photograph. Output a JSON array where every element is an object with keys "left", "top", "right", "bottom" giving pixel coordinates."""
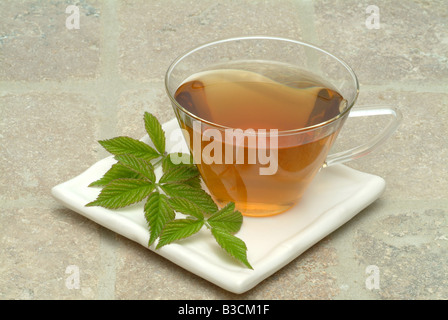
[{"left": 175, "top": 66, "right": 344, "bottom": 130}]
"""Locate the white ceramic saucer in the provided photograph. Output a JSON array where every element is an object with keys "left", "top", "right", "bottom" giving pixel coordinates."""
[{"left": 51, "top": 119, "right": 385, "bottom": 294}]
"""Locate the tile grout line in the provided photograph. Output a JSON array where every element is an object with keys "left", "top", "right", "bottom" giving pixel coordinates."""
[
  {"left": 0, "top": 78, "right": 163, "bottom": 95},
  {"left": 1, "top": 80, "right": 447, "bottom": 95},
  {"left": 94, "top": 0, "right": 120, "bottom": 300},
  {"left": 95, "top": 0, "right": 122, "bottom": 140},
  {"left": 360, "top": 83, "right": 448, "bottom": 93},
  {"left": 295, "top": 0, "right": 320, "bottom": 45}
]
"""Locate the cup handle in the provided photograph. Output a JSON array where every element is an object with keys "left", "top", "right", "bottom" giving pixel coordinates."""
[{"left": 324, "top": 105, "right": 402, "bottom": 167}]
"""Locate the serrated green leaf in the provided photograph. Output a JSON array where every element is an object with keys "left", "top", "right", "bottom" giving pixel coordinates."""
[
  {"left": 163, "top": 153, "right": 194, "bottom": 171},
  {"left": 182, "top": 175, "right": 202, "bottom": 189},
  {"left": 160, "top": 183, "right": 218, "bottom": 214},
  {"left": 211, "top": 228, "right": 252, "bottom": 269},
  {"left": 86, "top": 179, "right": 155, "bottom": 209},
  {"left": 162, "top": 155, "right": 202, "bottom": 188},
  {"left": 115, "top": 154, "right": 156, "bottom": 182},
  {"left": 207, "top": 203, "right": 243, "bottom": 233},
  {"left": 159, "top": 165, "right": 199, "bottom": 184},
  {"left": 144, "top": 191, "right": 175, "bottom": 246},
  {"left": 99, "top": 136, "right": 160, "bottom": 160},
  {"left": 168, "top": 197, "right": 204, "bottom": 220},
  {"left": 88, "top": 163, "right": 143, "bottom": 187},
  {"left": 162, "top": 155, "right": 176, "bottom": 172},
  {"left": 144, "top": 112, "right": 165, "bottom": 155},
  {"left": 85, "top": 111, "right": 253, "bottom": 270},
  {"left": 156, "top": 219, "right": 204, "bottom": 249}
]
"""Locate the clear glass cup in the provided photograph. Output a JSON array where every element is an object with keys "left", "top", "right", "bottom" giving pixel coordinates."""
[{"left": 165, "top": 36, "right": 401, "bottom": 217}]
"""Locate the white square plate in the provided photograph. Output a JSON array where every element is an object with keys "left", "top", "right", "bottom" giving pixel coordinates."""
[{"left": 52, "top": 119, "right": 385, "bottom": 294}]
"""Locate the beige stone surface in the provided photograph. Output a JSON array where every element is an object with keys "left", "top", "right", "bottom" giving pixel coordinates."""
[
  {"left": 116, "top": 83, "right": 175, "bottom": 138},
  {"left": 1, "top": 0, "right": 447, "bottom": 300},
  {"left": 334, "top": 91, "right": 448, "bottom": 200},
  {"left": 0, "top": 0, "right": 102, "bottom": 81},
  {"left": 0, "top": 205, "right": 102, "bottom": 299},
  {"left": 118, "top": 0, "right": 305, "bottom": 81},
  {"left": 313, "top": 0, "right": 448, "bottom": 87},
  {"left": 0, "top": 92, "right": 99, "bottom": 200},
  {"left": 348, "top": 200, "right": 448, "bottom": 299}
]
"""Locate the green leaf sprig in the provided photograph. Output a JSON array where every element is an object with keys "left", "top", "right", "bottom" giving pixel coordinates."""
[{"left": 86, "top": 112, "right": 252, "bottom": 269}]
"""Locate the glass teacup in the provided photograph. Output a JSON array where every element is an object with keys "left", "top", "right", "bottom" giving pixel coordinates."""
[{"left": 165, "top": 36, "right": 401, "bottom": 217}]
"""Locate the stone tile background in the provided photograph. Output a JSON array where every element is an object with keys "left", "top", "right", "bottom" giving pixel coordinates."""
[{"left": 1, "top": 0, "right": 447, "bottom": 300}]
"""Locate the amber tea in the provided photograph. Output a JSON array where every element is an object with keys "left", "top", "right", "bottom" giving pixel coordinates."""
[{"left": 174, "top": 62, "right": 346, "bottom": 216}]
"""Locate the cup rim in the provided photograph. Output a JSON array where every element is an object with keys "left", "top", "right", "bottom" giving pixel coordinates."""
[{"left": 165, "top": 35, "right": 360, "bottom": 135}]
